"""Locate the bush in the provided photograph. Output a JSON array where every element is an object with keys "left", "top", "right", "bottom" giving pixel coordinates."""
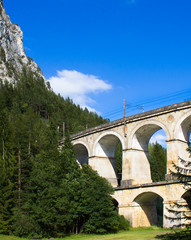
[{"left": 117, "top": 215, "right": 130, "bottom": 231}]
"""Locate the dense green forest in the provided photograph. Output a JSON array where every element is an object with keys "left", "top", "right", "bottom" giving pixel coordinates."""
[
  {"left": 0, "top": 69, "right": 131, "bottom": 238},
  {"left": 0, "top": 67, "right": 108, "bottom": 135}
]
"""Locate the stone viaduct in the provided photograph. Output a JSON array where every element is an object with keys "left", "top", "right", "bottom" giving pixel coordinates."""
[{"left": 71, "top": 101, "right": 191, "bottom": 228}]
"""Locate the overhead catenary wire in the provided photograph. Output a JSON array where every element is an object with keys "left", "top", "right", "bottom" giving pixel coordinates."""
[{"left": 102, "top": 87, "right": 191, "bottom": 120}]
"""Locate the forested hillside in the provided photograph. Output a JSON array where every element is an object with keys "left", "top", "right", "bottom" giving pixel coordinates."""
[
  {"left": 0, "top": 68, "right": 108, "bottom": 135},
  {"left": 0, "top": 67, "right": 125, "bottom": 237}
]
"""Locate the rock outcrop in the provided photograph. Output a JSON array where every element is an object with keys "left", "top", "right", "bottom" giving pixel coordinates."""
[{"left": 0, "top": 1, "right": 44, "bottom": 83}]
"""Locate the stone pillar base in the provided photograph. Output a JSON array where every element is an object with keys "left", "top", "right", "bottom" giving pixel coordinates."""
[
  {"left": 121, "top": 179, "right": 134, "bottom": 187},
  {"left": 165, "top": 174, "right": 177, "bottom": 181}
]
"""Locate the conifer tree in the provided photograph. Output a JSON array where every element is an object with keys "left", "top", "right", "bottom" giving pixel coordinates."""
[
  {"left": 167, "top": 149, "right": 191, "bottom": 229},
  {"left": 80, "top": 164, "right": 120, "bottom": 234},
  {"left": 13, "top": 133, "right": 80, "bottom": 237},
  {"left": 0, "top": 151, "right": 16, "bottom": 234},
  {"left": 157, "top": 148, "right": 191, "bottom": 240},
  {"left": 115, "top": 142, "right": 122, "bottom": 184},
  {"left": 148, "top": 143, "right": 167, "bottom": 182},
  {"left": 0, "top": 110, "right": 17, "bottom": 234}
]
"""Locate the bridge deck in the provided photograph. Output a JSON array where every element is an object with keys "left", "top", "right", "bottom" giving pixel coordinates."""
[
  {"left": 115, "top": 180, "right": 181, "bottom": 191},
  {"left": 71, "top": 100, "right": 191, "bottom": 140}
]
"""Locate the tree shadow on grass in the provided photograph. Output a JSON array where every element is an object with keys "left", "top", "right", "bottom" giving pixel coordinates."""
[{"left": 156, "top": 230, "right": 191, "bottom": 240}]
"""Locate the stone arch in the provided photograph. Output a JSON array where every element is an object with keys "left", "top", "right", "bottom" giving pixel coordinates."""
[
  {"left": 133, "top": 191, "right": 163, "bottom": 203},
  {"left": 112, "top": 197, "right": 119, "bottom": 212},
  {"left": 73, "top": 141, "right": 89, "bottom": 165},
  {"left": 93, "top": 131, "right": 125, "bottom": 154},
  {"left": 132, "top": 191, "right": 164, "bottom": 227},
  {"left": 126, "top": 120, "right": 169, "bottom": 184},
  {"left": 182, "top": 189, "right": 191, "bottom": 208},
  {"left": 181, "top": 190, "right": 191, "bottom": 227},
  {"left": 173, "top": 110, "right": 191, "bottom": 165},
  {"left": 174, "top": 110, "right": 191, "bottom": 142},
  {"left": 90, "top": 131, "right": 124, "bottom": 187},
  {"left": 180, "top": 190, "right": 191, "bottom": 227},
  {"left": 128, "top": 120, "right": 170, "bottom": 150}
]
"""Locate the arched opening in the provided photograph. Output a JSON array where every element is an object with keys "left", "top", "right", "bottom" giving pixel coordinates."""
[
  {"left": 133, "top": 192, "right": 163, "bottom": 227},
  {"left": 112, "top": 198, "right": 119, "bottom": 212},
  {"left": 177, "top": 115, "right": 191, "bottom": 143},
  {"left": 149, "top": 129, "right": 167, "bottom": 182},
  {"left": 174, "top": 190, "right": 191, "bottom": 228},
  {"left": 93, "top": 133, "right": 123, "bottom": 187},
  {"left": 73, "top": 143, "right": 89, "bottom": 166},
  {"left": 182, "top": 190, "right": 191, "bottom": 209},
  {"left": 130, "top": 122, "right": 168, "bottom": 184},
  {"left": 175, "top": 114, "right": 191, "bottom": 161}
]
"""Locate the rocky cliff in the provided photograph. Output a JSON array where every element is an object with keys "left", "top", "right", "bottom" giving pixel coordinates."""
[{"left": 0, "top": 1, "right": 44, "bottom": 83}]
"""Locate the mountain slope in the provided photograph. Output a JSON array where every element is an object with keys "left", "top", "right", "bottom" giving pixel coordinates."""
[{"left": 0, "top": 2, "right": 44, "bottom": 83}]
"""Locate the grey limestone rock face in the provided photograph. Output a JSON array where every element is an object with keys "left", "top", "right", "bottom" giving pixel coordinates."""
[{"left": 0, "top": 3, "right": 44, "bottom": 83}]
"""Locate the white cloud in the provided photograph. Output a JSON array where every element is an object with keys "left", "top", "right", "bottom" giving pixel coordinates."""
[
  {"left": 150, "top": 133, "right": 167, "bottom": 147},
  {"left": 47, "top": 70, "right": 112, "bottom": 112}
]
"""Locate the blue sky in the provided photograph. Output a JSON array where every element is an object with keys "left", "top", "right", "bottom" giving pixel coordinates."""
[{"left": 4, "top": 0, "right": 191, "bottom": 125}]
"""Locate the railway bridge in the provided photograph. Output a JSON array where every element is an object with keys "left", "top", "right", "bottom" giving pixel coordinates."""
[{"left": 71, "top": 101, "right": 191, "bottom": 228}]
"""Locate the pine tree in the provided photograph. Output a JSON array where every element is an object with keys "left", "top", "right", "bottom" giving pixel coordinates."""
[
  {"left": 167, "top": 149, "right": 191, "bottom": 229},
  {"left": 148, "top": 143, "right": 167, "bottom": 182},
  {"left": 80, "top": 164, "right": 120, "bottom": 234},
  {"left": 0, "top": 110, "right": 17, "bottom": 234},
  {"left": 0, "top": 150, "right": 16, "bottom": 234},
  {"left": 115, "top": 142, "right": 122, "bottom": 184},
  {"left": 158, "top": 147, "right": 191, "bottom": 240},
  {"left": 13, "top": 133, "right": 81, "bottom": 237}
]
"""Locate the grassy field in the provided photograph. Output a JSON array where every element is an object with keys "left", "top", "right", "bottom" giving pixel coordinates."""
[{"left": 0, "top": 228, "right": 172, "bottom": 240}]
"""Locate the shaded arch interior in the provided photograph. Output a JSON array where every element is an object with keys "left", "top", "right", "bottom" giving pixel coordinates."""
[
  {"left": 182, "top": 190, "right": 191, "bottom": 209},
  {"left": 74, "top": 143, "right": 89, "bottom": 165},
  {"left": 93, "top": 133, "right": 123, "bottom": 187},
  {"left": 133, "top": 191, "right": 164, "bottom": 227},
  {"left": 132, "top": 124, "right": 162, "bottom": 151},
  {"left": 177, "top": 115, "right": 191, "bottom": 142},
  {"left": 95, "top": 134, "right": 121, "bottom": 158}
]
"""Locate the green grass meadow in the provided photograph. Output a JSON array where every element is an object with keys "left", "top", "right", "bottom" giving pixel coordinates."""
[{"left": 0, "top": 228, "right": 172, "bottom": 240}]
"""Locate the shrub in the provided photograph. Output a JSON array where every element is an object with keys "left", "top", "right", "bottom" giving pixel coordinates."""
[{"left": 117, "top": 215, "right": 130, "bottom": 231}]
